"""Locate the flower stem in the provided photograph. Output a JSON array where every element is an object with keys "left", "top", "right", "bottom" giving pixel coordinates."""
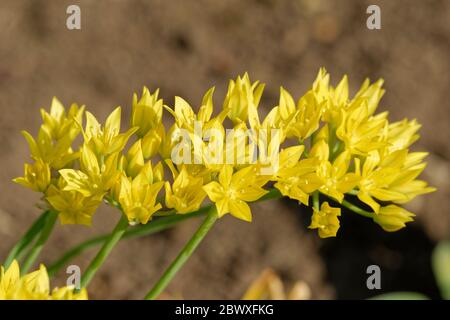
[
  {"left": 3, "top": 210, "right": 50, "bottom": 268},
  {"left": 21, "top": 210, "right": 58, "bottom": 274},
  {"left": 80, "top": 214, "right": 129, "bottom": 288},
  {"left": 341, "top": 199, "right": 374, "bottom": 218},
  {"left": 313, "top": 191, "right": 320, "bottom": 211},
  {"left": 47, "top": 210, "right": 207, "bottom": 276},
  {"left": 144, "top": 206, "right": 218, "bottom": 300},
  {"left": 48, "top": 188, "right": 283, "bottom": 276}
]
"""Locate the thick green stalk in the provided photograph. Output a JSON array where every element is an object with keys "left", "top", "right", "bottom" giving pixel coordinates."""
[
  {"left": 144, "top": 206, "right": 218, "bottom": 300},
  {"left": 21, "top": 210, "right": 58, "bottom": 274},
  {"left": 3, "top": 210, "right": 50, "bottom": 268},
  {"left": 80, "top": 214, "right": 129, "bottom": 288}
]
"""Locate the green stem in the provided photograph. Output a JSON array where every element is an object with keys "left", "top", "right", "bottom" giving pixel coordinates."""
[
  {"left": 48, "top": 189, "right": 283, "bottom": 276},
  {"left": 341, "top": 199, "right": 374, "bottom": 218},
  {"left": 80, "top": 214, "right": 129, "bottom": 288},
  {"left": 144, "top": 206, "right": 218, "bottom": 300},
  {"left": 3, "top": 210, "right": 50, "bottom": 268},
  {"left": 47, "top": 210, "right": 207, "bottom": 276},
  {"left": 313, "top": 191, "right": 320, "bottom": 211},
  {"left": 21, "top": 210, "right": 58, "bottom": 274}
]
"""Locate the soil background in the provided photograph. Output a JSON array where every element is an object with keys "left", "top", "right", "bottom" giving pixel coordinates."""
[{"left": 0, "top": 0, "right": 449, "bottom": 299}]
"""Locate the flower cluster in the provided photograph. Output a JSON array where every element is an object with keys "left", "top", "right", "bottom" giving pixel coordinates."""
[
  {"left": 0, "top": 260, "right": 87, "bottom": 300},
  {"left": 15, "top": 69, "right": 435, "bottom": 237}
]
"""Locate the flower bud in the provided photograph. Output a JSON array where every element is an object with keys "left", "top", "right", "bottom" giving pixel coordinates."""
[
  {"left": 373, "top": 205, "right": 415, "bottom": 232},
  {"left": 131, "top": 87, "right": 163, "bottom": 137}
]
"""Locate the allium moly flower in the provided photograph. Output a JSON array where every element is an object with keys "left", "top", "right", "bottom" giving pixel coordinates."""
[
  {"left": 382, "top": 118, "right": 421, "bottom": 153},
  {"left": 21, "top": 98, "right": 83, "bottom": 169},
  {"left": 81, "top": 106, "right": 137, "bottom": 156},
  {"left": 59, "top": 144, "right": 120, "bottom": 197},
  {"left": 40, "top": 97, "right": 84, "bottom": 141},
  {"left": 131, "top": 87, "right": 165, "bottom": 159},
  {"left": 0, "top": 260, "right": 87, "bottom": 300},
  {"left": 203, "top": 165, "right": 268, "bottom": 222},
  {"left": 309, "top": 202, "right": 341, "bottom": 238},
  {"left": 309, "top": 139, "right": 360, "bottom": 203},
  {"left": 121, "top": 140, "right": 145, "bottom": 178},
  {"left": 46, "top": 178, "right": 102, "bottom": 226},
  {"left": 118, "top": 162, "right": 164, "bottom": 225},
  {"left": 373, "top": 205, "right": 415, "bottom": 232},
  {"left": 165, "top": 164, "right": 207, "bottom": 214},
  {"left": 274, "top": 147, "right": 322, "bottom": 205},
  {"left": 354, "top": 149, "right": 435, "bottom": 213},
  {"left": 278, "top": 87, "right": 322, "bottom": 141},
  {"left": 222, "top": 73, "right": 265, "bottom": 124},
  {"left": 13, "top": 158, "right": 51, "bottom": 193},
  {"left": 131, "top": 87, "right": 163, "bottom": 137},
  {"left": 336, "top": 104, "right": 387, "bottom": 156},
  {"left": 166, "top": 87, "right": 219, "bottom": 131}
]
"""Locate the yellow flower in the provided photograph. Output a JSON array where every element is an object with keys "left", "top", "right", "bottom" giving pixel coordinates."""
[
  {"left": 279, "top": 87, "right": 322, "bottom": 141},
  {"left": 118, "top": 162, "right": 164, "bottom": 225},
  {"left": 21, "top": 98, "right": 83, "bottom": 170},
  {"left": 274, "top": 158, "right": 323, "bottom": 205},
  {"left": 352, "top": 78, "right": 385, "bottom": 116},
  {"left": 222, "top": 73, "right": 265, "bottom": 124},
  {"left": 0, "top": 260, "right": 87, "bottom": 300},
  {"left": 131, "top": 87, "right": 163, "bottom": 137},
  {"left": 309, "top": 202, "right": 341, "bottom": 238},
  {"left": 122, "top": 140, "right": 145, "bottom": 178},
  {"left": 13, "top": 158, "right": 51, "bottom": 193},
  {"left": 309, "top": 139, "right": 360, "bottom": 203},
  {"left": 46, "top": 179, "right": 102, "bottom": 226},
  {"left": 40, "top": 97, "right": 84, "bottom": 141},
  {"left": 336, "top": 104, "right": 387, "bottom": 156},
  {"left": 82, "top": 106, "right": 137, "bottom": 156},
  {"left": 355, "top": 150, "right": 435, "bottom": 213},
  {"left": 167, "top": 87, "right": 217, "bottom": 131},
  {"left": 59, "top": 144, "right": 120, "bottom": 197},
  {"left": 141, "top": 123, "right": 165, "bottom": 159},
  {"left": 373, "top": 205, "right": 415, "bottom": 232},
  {"left": 384, "top": 118, "right": 421, "bottom": 153},
  {"left": 165, "top": 165, "right": 207, "bottom": 214},
  {"left": 203, "top": 165, "right": 268, "bottom": 222},
  {"left": 272, "top": 145, "right": 322, "bottom": 205}
]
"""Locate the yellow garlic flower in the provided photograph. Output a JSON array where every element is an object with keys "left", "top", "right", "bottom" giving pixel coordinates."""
[
  {"left": 0, "top": 260, "right": 87, "bottom": 300},
  {"left": 309, "top": 139, "right": 359, "bottom": 203},
  {"left": 15, "top": 69, "right": 435, "bottom": 235},
  {"left": 46, "top": 178, "right": 102, "bottom": 226},
  {"left": 222, "top": 73, "right": 265, "bottom": 124},
  {"left": 309, "top": 202, "right": 341, "bottom": 238},
  {"left": 203, "top": 165, "right": 268, "bottom": 222},
  {"left": 165, "top": 163, "right": 207, "bottom": 214},
  {"left": 59, "top": 144, "right": 120, "bottom": 197},
  {"left": 278, "top": 87, "right": 322, "bottom": 141},
  {"left": 13, "top": 158, "right": 51, "bottom": 193},
  {"left": 372, "top": 205, "right": 415, "bottom": 232},
  {"left": 354, "top": 149, "right": 435, "bottom": 213},
  {"left": 118, "top": 162, "right": 164, "bottom": 225},
  {"left": 21, "top": 98, "right": 83, "bottom": 170},
  {"left": 131, "top": 87, "right": 163, "bottom": 137},
  {"left": 274, "top": 148, "right": 322, "bottom": 205},
  {"left": 82, "top": 106, "right": 137, "bottom": 156}
]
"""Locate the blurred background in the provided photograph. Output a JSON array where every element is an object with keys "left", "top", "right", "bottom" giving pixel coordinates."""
[{"left": 0, "top": 0, "right": 448, "bottom": 299}]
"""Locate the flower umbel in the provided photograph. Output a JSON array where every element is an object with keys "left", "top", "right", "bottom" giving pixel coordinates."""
[{"left": 0, "top": 260, "right": 87, "bottom": 300}]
